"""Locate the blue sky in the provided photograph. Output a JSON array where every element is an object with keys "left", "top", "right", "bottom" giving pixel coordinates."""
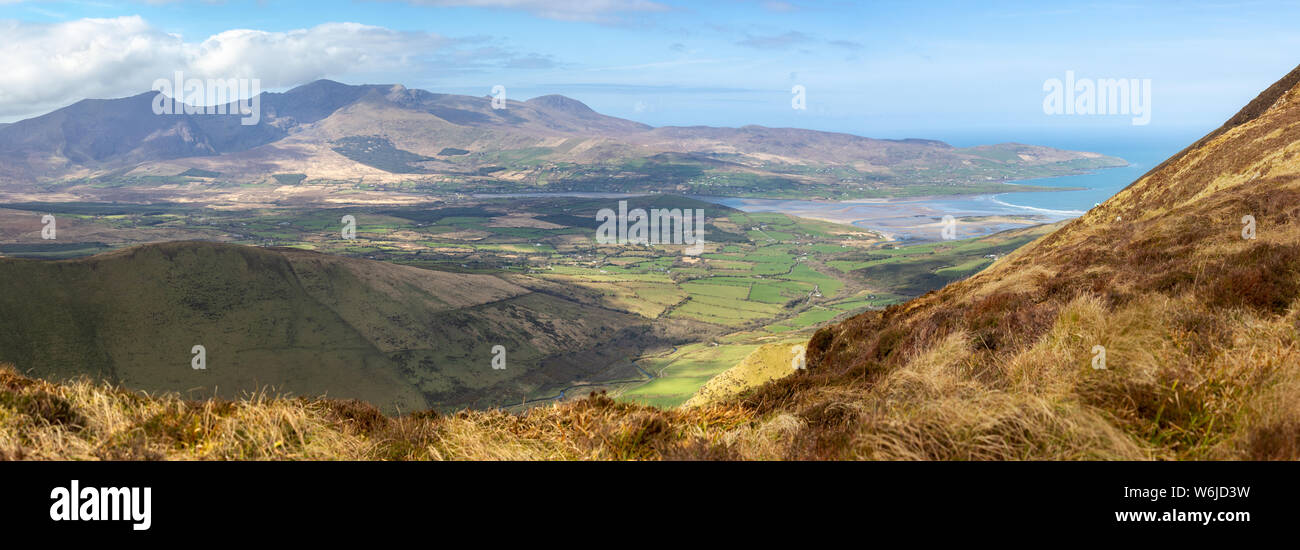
[{"left": 3, "top": 0, "right": 1299, "bottom": 149}]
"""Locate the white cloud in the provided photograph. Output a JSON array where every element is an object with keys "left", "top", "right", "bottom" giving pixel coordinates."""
[
  {"left": 400, "top": 0, "right": 669, "bottom": 23},
  {"left": 187, "top": 23, "right": 448, "bottom": 88},
  {"left": 0, "top": 16, "right": 448, "bottom": 120},
  {"left": 0, "top": 16, "right": 181, "bottom": 118}
]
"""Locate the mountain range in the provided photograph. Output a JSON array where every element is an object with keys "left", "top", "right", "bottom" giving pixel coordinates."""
[{"left": 0, "top": 80, "right": 1124, "bottom": 198}]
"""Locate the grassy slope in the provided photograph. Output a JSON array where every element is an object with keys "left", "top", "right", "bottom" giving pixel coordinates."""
[
  {"left": 779, "top": 64, "right": 1300, "bottom": 460},
  {"left": 620, "top": 342, "right": 761, "bottom": 409},
  {"left": 682, "top": 342, "right": 806, "bottom": 408}
]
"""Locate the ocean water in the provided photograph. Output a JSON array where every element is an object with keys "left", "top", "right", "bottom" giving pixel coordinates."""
[{"left": 986, "top": 136, "right": 1189, "bottom": 216}]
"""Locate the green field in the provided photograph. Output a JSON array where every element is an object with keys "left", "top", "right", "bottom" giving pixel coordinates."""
[{"left": 621, "top": 342, "right": 761, "bottom": 408}]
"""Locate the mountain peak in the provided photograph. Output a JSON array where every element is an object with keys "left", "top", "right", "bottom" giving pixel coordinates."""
[
  {"left": 526, "top": 94, "right": 596, "bottom": 115},
  {"left": 285, "top": 79, "right": 354, "bottom": 94}
]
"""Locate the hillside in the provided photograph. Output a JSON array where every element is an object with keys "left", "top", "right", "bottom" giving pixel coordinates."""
[
  {"left": 681, "top": 342, "right": 805, "bottom": 408},
  {"left": 779, "top": 63, "right": 1300, "bottom": 460},
  {"left": 0, "top": 80, "right": 1124, "bottom": 200},
  {"left": 0, "top": 241, "right": 662, "bottom": 413}
]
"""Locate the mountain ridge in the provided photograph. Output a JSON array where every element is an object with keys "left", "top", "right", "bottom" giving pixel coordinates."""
[{"left": 0, "top": 79, "right": 1126, "bottom": 199}]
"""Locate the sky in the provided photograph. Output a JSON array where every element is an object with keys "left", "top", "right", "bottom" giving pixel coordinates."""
[{"left": 2, "top": 0, "right": 1299, "bottom": 150}]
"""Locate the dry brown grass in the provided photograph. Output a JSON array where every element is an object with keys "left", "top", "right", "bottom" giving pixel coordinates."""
[{"left": 0, "top": 374, "right": 751, "bottom": 460}]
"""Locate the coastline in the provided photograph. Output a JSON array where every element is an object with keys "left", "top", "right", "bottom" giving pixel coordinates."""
[{"left": 468, "top": 161, "right": 1135, "bottom": 243}]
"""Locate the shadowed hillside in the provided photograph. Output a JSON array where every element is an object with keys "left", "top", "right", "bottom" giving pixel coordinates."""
[{"left": 0, "top": 241, "right": 662, "bottom": 413}]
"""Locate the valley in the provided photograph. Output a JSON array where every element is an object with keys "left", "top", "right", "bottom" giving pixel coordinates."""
[
  {"left": 0, "top": 78, "right": 1130, "bottom": 415},
  {"left": 0, "top": 192, "right": 1054, "bottom": 412}
]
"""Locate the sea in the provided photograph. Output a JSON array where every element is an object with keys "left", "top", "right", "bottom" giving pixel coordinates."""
[
  {"left": 701, "top": 132, "right": 1197, "bottom": 240},
  {"left": 474, "top": 131, "right": 1201, "bottom": 241}
]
